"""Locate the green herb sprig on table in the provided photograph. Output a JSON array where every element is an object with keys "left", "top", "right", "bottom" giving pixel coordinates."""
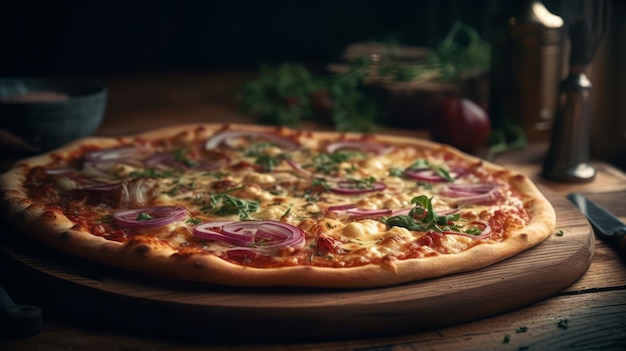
[
  {"left": 429, "top": 21, "right": 491, "bottom": 82},
  {"left": 240, "top": 58, "right": 377, "bottom": 133},
  {"left": 486, "top": 119, "right": 528, "bottom": 161},
  {"left": 239, "top": 22, "right": 490, "bottom": 133},
  {"left": 376, "top": 21, "right": 490, "bottom": 83}
]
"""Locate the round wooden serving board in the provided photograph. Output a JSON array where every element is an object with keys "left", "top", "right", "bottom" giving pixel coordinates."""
[{"left": 0, "top": 196, "right": 593, "bottom": 342}]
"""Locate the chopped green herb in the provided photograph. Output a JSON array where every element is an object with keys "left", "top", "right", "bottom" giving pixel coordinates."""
[
  {"left": 555, "top": 230, "right": 564, "bottom": 237},
  {"left": 503, "top": 334, "right": 511, "bottom": 343},
  {"left": 389, "top": 167, "right": 404, "bottom": 177},
  {"left": 304, "top": 191, "right": 319, "bottom": 203},
  {"left": 166, "top": 185, "right": 183, "bottom": 196},
  {"left": 136, "top": 213, "right": 153, "bottom": 221},
  {"left": 416, "top": 181, "right": 433, "bottom": 190},
  {"left": 308, "top": 244, "right": 334, "bottom": 259},
  {"left": 245, "top": 142, "right": 274, "bottom": 157},
  {"left": 307, "top": 151, "right": 357, "bottom": 175},
  {"left": 99, "top": 214, "right": 113, "bottom": 222},
  {"left": 281, "top": 207, "right": 292, "bottom": 221},
  {"left": 255, "top": 154, "right": 282, "bottom": 172},
  {"left": 186, "top": 218, "right": 202, "bottom": 225},
  {"left": 344, "top": 176, "right": 377, "bottom": 189},
  {"left": 516, "top": 326, "right": 528, "bottom": 333},
  {"left": 205, "top": 172, "right": 226, "bottom": 179},
  {"left": 206, "top": 194, "right": 260, "bottom": 220},
  {"left": 465, "top": 227, "right": 483, "bottom": 235},
  {"left": 557, "top": 319, "right": 568, "bottom": 329}
]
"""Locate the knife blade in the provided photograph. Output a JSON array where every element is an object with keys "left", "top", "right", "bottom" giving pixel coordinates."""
[{"left": 567, "top": 192, "right": 626, "bottom": 255}]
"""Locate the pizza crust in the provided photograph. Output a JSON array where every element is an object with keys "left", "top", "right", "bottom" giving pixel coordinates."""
[{"left": 0, "top": 123, "right": 556, "bottom": 288}]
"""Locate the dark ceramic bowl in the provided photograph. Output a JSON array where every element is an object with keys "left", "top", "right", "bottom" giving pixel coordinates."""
[{"left": 0, "top": 77, "right": 107, "bottom": 153}]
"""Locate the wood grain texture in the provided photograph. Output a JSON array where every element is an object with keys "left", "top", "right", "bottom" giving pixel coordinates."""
[{"left": 0, "top": 195, "right": 592, "bottom": 343}]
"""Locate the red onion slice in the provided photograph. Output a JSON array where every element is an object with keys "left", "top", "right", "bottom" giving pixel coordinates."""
[
  {"left": 404, "top": 166, "right": 468, "bottom": 183},
  {"left": 44, "top": 168, "right": 75, "bottom": 175},
  {"left": 329, "top": 180, "right": 387, "bottom": 194},
  {"left": 85, "top": 146, "right": 149, "bottom": 164},
  {"left": 440, "top": 183, "right": 501, "bottom": 205},
  {"left": 325, "top": 140, "right": 394, "bottom": 155},
  {"left": 285, "top": 159, "right": 344, "bottom": 182},
  {"left": 193, "top": 221, "right": 255, "bottom": 246},
  {"left": 327, "top": 204, "right": 392, "bottom": 219},
  {"left": 195, "top": 158, "right": 227, "bottom": 171},
  {"left": 327, "top": 204, "right": 359, "bottom": 212},
  {"left": 143, "top": 153, "right": 190, "bottom": 169},
  {"left": 404, "top": 169, "right": 449, "bottom": 182},
  {"left": 113, "top": 206, "right": 189, "bottom": 229},
  {"left": 441, "top": 183, "right": 498, "bottom": 196},
  {"left": 83, "top": 146, "right": 152, "bottom": 172},
  {"left": 390, "top": 207, "right": 413, "bottom": 216},
  {"left": 285, "top": 159, "right": 314, "bottom": 177},
  {"left": 204, "top": 130, "right": 300, "bottom": 150},
  {"left": 143, "top": 151, "right": 227, "bottom": 171},
  {"left": 194, "top": 220, "right": 306, "bottom": 255}
]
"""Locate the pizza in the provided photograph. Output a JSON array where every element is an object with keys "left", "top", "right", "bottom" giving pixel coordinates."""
[{"left": 0, "top": 123, "right": 556, "bottom": 288}]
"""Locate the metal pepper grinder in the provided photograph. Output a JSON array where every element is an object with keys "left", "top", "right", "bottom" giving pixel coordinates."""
[{"left": 542, "top": 0, "right": 607, "bottom": 183}]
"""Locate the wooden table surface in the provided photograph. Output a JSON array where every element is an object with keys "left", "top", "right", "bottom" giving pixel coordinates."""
[{"left": 1, "top": 71, "right": 626, "bottom": 351}]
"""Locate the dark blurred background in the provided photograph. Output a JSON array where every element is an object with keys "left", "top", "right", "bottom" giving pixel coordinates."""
[
  {"left": 1, "top": 0, "right": 623, "bottom": 169},
  {"left": 0, "top": 0, "right": 542, "bottom": 76}
]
